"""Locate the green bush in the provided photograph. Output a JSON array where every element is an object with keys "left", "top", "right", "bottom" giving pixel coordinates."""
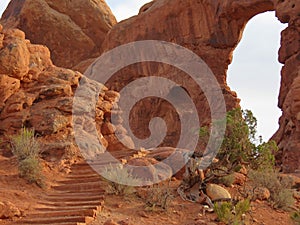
[
  {"left": 101, "top": 164, "right": 141, "bottom": 196},
  {"left": 214, "top": 199, "right": 250, "bottom": 225},
  {"left": 199, "top": 108, "right": 278, "bottom": 180},
  {"left": 10, "top": 128, "right": 44, "bottom": 187},
  {"left": 249, "top": 170, "right": 294, "bottom": 210},
  {"left": 252, "top": 140, "right": 278, "bottom": 171}
]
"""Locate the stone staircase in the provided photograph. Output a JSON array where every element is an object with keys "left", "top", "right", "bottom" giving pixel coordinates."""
[{"left": 15, "top": 162, "right": 107, "bottom": 225}]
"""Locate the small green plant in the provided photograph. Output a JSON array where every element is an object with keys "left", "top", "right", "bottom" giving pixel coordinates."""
[
  {"left": 144, "top": 181, "right": 173, "bottom": 211},
  {"left": 291, "top": 210, "right": 300, "bottom": 224},
  {"left": 218, "top": 174, "right": 235, "bottom": 187},
  {"left": 214, "top": 199, "right": 250, "bottom": 225},
  {"left": 10, "top": 128, "right": 44, "bottom": 187},
  {"left": 11, "top": 128, "right": 40, "bottom": 161},
  {"left": 272, "top": 188, "right": 294, "bottom": 210},
  {"left": 249, "top": 170, "right": 294, "bottom": 210},
  {"left": 101, "top": 164, "right": 141, "bottom": 196},
  {"left": 19, "top": 156, "right": 44, "bottom": 186}
]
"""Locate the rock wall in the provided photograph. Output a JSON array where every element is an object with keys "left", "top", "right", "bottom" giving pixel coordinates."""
[
  {"left": 272, "top": 0, "right": 300, "bottom": 172},
  {"left": 0, "top": 0, "right": 116, "bottom": 69},
  {"left": 0, "top": 26, "right": 131, "bottom": 161},
  {"left": 99, "top": 0, "right": 274, "bottom": 154},
  {"left": 0, "top": 0, "right": 299, "bottom": 172},
  {"left": 99, "top": 0, "right": 299, "bottom": 172}
]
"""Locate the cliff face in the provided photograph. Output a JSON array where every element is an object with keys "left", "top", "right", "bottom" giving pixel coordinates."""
[
  {"left": 0, "top": 0, "right": 116, "bottom": 69},
  {"left": 0, "top": 0, "right": 299, "bottom": 172},
  {"left": 273, "top": 0, "right": 300, "bottom": 172},
  {"left": 99, "top": 0, "right": 299, "bottom": 172},
  {"left": 0, "top": 26, "right": 132, "bottom": 161}
]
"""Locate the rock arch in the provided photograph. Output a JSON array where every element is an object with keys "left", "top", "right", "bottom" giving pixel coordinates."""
[{"left": 100, "top": 0, "right": 300, "bottom": 172}]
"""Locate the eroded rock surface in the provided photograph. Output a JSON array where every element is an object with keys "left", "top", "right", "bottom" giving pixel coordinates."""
[
  {"left": 97, "top": 0, "right": 299, "bottom": 172},
  {"left": 0, "top": 27, "right": 131, "bottom": 161},
  {"left": 0, "top": 0, "right": 116, "bottom": 69},
  {"left": 272, "top": 0, "right": 300, "bottom": 172},
  {"left": 0, "top": 0, "right": 299, "bottom": 172}
]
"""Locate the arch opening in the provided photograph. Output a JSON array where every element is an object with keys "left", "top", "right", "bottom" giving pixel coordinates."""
[{"left": 227, "top": 11, "right": 287, "bottom": 141}]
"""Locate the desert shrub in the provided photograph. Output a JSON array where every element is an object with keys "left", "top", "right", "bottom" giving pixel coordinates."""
[
  {"left": 101, "top": 164, "right": 141, "bottom": 196},
  {"left": 19, "top": 156, "right": 44, "bottom": 186},
  {"left": 11, "top": 128, "right": 40, "bottom": 161},
  {"left": 10, "top": 128, "right": 44, "bottom": 187},
  {"left": 199, "top": 108, "right": 278, "bottom": 180},
  {"left": 218, "top": 174, "right": 235, "bottom": 187},
  {"left": 144, "top": 181, "right": 173, "bottom": 211},
  {"left": 291, "top": 210, "right": 300, "bottom": 224},
  {"left": 249, "top": 170, "right": 294, "bottom": 210},
  {"left": 214, "top": 199, "right": 250, "bottom": 225},
  {"left": 273, "top": 189, "right": 294, "bottom": 210}
]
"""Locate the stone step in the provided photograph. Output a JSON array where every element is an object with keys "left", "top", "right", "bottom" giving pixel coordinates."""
[
  {"left": 36, "top": 205, "right": 101, "bottom": 212},
  {"left": 39, "top": 200, "right": 102, "bottom": 207},
  {"left": 43, "top": 195, "right": 104, "bottom": 202},
  {"left": 45, "top": 190, "right": 105, "bottom": 198},
  {"left": 28, "top": 208, "right": 97, "bottom": 218},
  {"left": 14, "top": 160, "right": 109, "bottom": 225},
  {"left": 15, "top": 222, "right": 78, "bottom": 225},
  {"left": 65, "top": 173, "right": 101, "bottom": 179},
  {"left": 57, "top": 176, "right": 102, "bottom": 184},
  {"left": 19, "top": 215, "right": 88, "bottom": 224},
  {"left": 71, "top": 162, "right": 116, "bottom": 168},
  {"left": 52, "top": 180, "right": 103, "bottom": 190}
]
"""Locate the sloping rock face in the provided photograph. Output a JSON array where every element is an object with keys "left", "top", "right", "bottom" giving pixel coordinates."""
[
  {"left": 0, "top": 26, "right": 130, "bottom": 161},
  {"left": 99, "top": 0, "right": 274, "bottom": 153},
  {"left": 272, "top": 0, "right": 300, "bottom": 172},
  {"left": 99, "top": 0, "right": 299, "bottom": 172},
  {"left": 0, "top": 0, "right": 116, "bottom": 69}
]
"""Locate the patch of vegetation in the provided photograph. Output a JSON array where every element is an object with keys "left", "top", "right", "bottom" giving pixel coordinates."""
[
  {"left": 214, "top": 199, "right": 250, "bottom": 225},
  {"left": 10, "top": 128, "right": 44, "bottom": 187},
  {"left": 199, "top": 108, "right": 278, "bottom": 181},
  {"left": 249, "top": 170, "right": 294, "bottom": 210},
  {"left": 218, "top": 174, "right": 235, "bottom": 187},
  {"left": 291, "top": 210, "right": 300, "bottom": 224},
  {"left": 144, "top": 181, "right": 173, "bottom": 211},
  {"left": 101, "top": 164, "right": 141, "bottom": 196},
  {"left": 198, "top": 108, "right": 295, "bottom": 211}
]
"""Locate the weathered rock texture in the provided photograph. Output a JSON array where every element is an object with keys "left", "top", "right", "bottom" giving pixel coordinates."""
[
  {"left": 0, "top": 0, "right": 116, "bottom": 69},
  {"left": 98, "top": 0, "right": 299, "bottom": 172},
  {"left": 272, "top": 0, "right": 300, "bottom": 172},
  {"left": 0, "top": 0, "right": 299, "bottom": 172},
  {"left": 0, "top": 26, "right": 131, "bottom": 161}
]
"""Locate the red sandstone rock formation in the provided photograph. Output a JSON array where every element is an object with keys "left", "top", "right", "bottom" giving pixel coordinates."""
[
  {"left": 0, "top": 0, "right": 299, "bottom": 172},
  {"left": 99, "top": 0, "right": 299, "bottom": 172},
  {"left": 272, "top": 0, "right": 300, "bottom": 172},
  {"left": 0, "top": 0, "right": 116, "bottom": 69},
  {"left": 0, "top": 26, "right": 130, "bottom": 161},
  {"left": 98, "top": 0, "right": 274, "bottom": 154}
]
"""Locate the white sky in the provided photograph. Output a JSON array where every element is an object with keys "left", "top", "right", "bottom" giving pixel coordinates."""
[{"left": 0, "top": 1, "right": 287, "bottom": 141}]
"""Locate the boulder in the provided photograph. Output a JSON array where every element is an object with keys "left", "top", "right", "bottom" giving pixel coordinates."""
[
  {"left": 126, "top": 157, "right": 173, "bottom": 182},
  {"left": 232, "top": 172, "right": 246, "bottom": 185},
  {"left": 253, "top": 187, "right": 271, "bottom": 201},
  {"left": 206, "top": 184, "right": 231, "bottom": 201}
]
